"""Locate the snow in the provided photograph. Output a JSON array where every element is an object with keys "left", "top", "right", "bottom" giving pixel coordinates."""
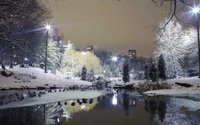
[
  {"left": 144, "top": 89, "right": 200, "bottom": 96},
  {"left": 0, "top": 67, "right": 92, "bottom": 89},
  {"left": 168, "top": 76, "right": 200, "bottom": 84},
  {"left": 0, "top": 90, "right": 112, "bottom": 109},
  {"left": 143, "top": 77, "right": 200, "bottom": 96}
]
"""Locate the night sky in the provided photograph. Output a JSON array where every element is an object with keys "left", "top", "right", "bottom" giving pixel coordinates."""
[{"left": 46, "top": 0, "right": 168, "bottom": 57}]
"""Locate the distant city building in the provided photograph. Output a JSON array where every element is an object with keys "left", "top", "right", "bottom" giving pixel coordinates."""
[
  {"left": 120, "top": 53, "right": 126, "bottom": 57},
  {"left": 85, "top": 45, "right": 94, "bottom": 53},
  {"left": 75, "top": 48, "right": 80, "bottom": 51},
  {"left": 128, "top": 50, "right": 136, "bottom": 59}
]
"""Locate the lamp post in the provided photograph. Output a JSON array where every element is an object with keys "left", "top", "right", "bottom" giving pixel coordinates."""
[
  {"left": 112, "top": 56, "right": 117, "bottom": 62},
  {"left": 192, "top": 6, "right": 200, "bottom": 78},
  {"left": 44, "top": 24, "right": 51, "bottom": 73},
  {"left": 111, "top": 56, "right": 118, "bottom": 79}
]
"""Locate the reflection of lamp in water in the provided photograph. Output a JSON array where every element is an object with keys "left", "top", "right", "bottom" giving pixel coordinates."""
[
  {"left": 130, "top": 100, "right": 136, "bottom": 107},
  {"left": 62, "top": 111, "right": 72, "bottom": 121},
  {"left": 81, "top": 105, "right": 86, "bottom": 109},
  {"left": 112, "top": 94, "right": 117, "bottom": 105},
  {"left": 57, "top": 118, "right": 60, "bottom": 122}
]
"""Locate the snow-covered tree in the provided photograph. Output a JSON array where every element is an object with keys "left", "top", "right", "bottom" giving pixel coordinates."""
[
  {"left": 154, "top": 18, "right": 186, "bottom": 77},
  {"left": 144, "top": 63, "right": 149, "bottom": 81},
  {"left": 47, "top": 39, "right": 62, "bottom": 73},
  {"left": 62, "top": 42, "right": 102, "bottom": 73},
  {"left": 182, "top": 27, "right": 198, "bottom": 66},
  {"left": 158, "top": 54, "right": 167, "bottom": 80},
  {"left": 87, "top": 69, "right": 95, "bottom": 82},
  {"left": 81, "top": 66, "right": 87, "bottom": 80},
  {"left": 123, "top": 61, "right": 130, "bottom": 83}
]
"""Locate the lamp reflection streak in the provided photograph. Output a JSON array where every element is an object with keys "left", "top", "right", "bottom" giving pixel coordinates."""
[{"left": 112, "top": 94, "right": 117, "bottom": 105}]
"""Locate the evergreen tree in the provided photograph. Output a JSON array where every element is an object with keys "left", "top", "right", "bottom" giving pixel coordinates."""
[
  {"left": 87, "top": 69, "right": 95, "bottom": 82},
  {"left": 149, "top": 60, "right": 158, "bottom": 82},
  {"left": 123, "top": 61, "right": 130, "bottom": 83},
  {"left": 47, "top": 40, "right": 62, "bottom": 73},
  {"left": 144, "top": 64, "right": 149, "bottom": 81},
  {"left": 81, "top": 66, "right": 87, "bottom": 80},
  {"left": 158, "top": 54, "right": 167, "bottom": 80}
]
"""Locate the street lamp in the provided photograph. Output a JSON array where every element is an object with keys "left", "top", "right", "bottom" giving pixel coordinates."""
[
  {"left": 81, "top": 51, "right": 87, "bottom": 55},
  {"left": 44, "top": 23, "right": 52, "bottom": 73},
  {"left": 192, "top": 6, "right": 200, "bottom": 78},
  {"left": 112, "top": 56, "right": 117, "bottom": 62}
]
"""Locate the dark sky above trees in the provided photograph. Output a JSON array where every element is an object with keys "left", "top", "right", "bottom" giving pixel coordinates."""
[{"left": 46, "top": 0, "right": 168, "bottom": 57}]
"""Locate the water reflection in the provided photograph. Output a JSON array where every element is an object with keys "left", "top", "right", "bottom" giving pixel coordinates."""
[
  {"left": 0, "top": 90, "right": 199, "bottom": 125},
  {"left": 44, "top": 97, "right": 100, "bottom": 124},
  {"left": 0, "top": 105, "right": 45, "bottom": 125},
  {"left": 112, "top": 94, "right": 117, "bottom": 105},
  {"left": 122, "top": 90, "right": 130, "bottom": 115},
  {"left": 143, "top": 95, "right": 200, "bottom": 125},
  {"left": 144, "top": 96, "right": 167, "bottom": 122}
]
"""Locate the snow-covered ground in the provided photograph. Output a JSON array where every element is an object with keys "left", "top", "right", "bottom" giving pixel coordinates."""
[
  {"left": 112, "top": 77, "right": 200, "bottom": 96},
  {"left": 168, "top": 76, "right": 200, "bottom": 84},
  {"left": 144, "top": 77, "right": 200, "bottom": 96},
  {"left": 0, "top": 90, "right": 111, "bottom": 109},
  {"left": 0, "top": 67, "right": 92, "bottom": 89}
]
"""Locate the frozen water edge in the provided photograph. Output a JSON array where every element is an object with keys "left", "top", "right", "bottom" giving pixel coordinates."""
[{"left": 0, "top": 90, "right": 112, "bottom": 109}]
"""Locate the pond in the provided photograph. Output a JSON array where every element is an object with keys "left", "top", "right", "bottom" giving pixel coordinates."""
[{"left": 0, "top": 90, "right": 199, "bottom": 125}]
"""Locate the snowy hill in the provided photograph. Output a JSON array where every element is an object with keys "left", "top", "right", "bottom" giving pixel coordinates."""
[{"left": 0, "top": 67, "right": 92, "bottom": 89}]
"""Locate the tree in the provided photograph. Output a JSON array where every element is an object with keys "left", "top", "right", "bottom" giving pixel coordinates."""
[
  {"left": 182, "top": 27, "right": 199, "bottom": 67},
  {"left": 158, "top": 54, "right": 167, "bottom": 80},
  {"left": 144, "top": 63, "right": 149, "bottom": 81},
  {"left": 154, "top": 18, "right": 186, "bottom": 77},
  {"left": 0, "top": 0, "right": 50, "bottom": 69},
  {"left": 47, "top": 39, "right": 62, "bottom": 73},
  {"left": 149, "top": 60, "right": 158, "bottom": 82},
  {"left": 130, "top": 57, "right": 146, "bottom": 74},
  {"left": 87, "top": 69, "right": 95, "bottom": 82},
  {"left": 123, "top": 61, "right": 130, "bottom": 83},
  {"left": 103, "top": 64, "right": 112, "bottom": 78},
  {"left": 0, "top": 0, "right": 50, "bottom": 68},
  {"left": 95, "top": 49, "right": 112, "bottom": 65},
  {"left": 150, "top": 0, "right": 195, "bottom": 29},
  {"left": 81, "top": 66, "right": 87, "bottom": 81},
  {"left": 62, "top": 42, "right": 102, "bottom": 73}
]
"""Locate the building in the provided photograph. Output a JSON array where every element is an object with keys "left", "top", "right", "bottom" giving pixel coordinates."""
[
  {"left": 75, "top": 48, "right": 80, "bottom": 52},
  {"left": 85, "top": 45, "right": 94, "bottom": 53},
  {"left": 128, "top": 50, "right": 136, "bottom": 59}
]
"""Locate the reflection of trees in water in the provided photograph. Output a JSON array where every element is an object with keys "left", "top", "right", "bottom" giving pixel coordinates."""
[
  {"left": 0, "top": 96, "right": 101, "bottom": 125},
  {"left": 144, "top": 96, "right": 168, "bottom": 122},
  {"left": 119, "top": 90, "right": 137, "bottom": 115},
  {"left": 0, "top": 103, "right": 63, "bottom": 125},
  {"left": 0, "top": 105, "right": 45, "bottom": 125},
  {"left": 45, "top": 102, "right": 63, "bottom": 125},
  {"left": 122, "top": 90, "right": 130, "bottom": 115}
]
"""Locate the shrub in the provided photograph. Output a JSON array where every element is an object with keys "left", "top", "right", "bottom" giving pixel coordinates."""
[{"left": 137, "top": 82, "right": 171, "bottom": 94}]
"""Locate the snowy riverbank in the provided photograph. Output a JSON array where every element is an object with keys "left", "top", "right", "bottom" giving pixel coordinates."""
[
  {"left": 0, "top": 67, "right": 92, "bottom": 89},
  {"left": 143, "top": 77, "right": 200, "bottom": 97},
  {"left": 0, "top": 90, "right": 112, "bottom": 109}
]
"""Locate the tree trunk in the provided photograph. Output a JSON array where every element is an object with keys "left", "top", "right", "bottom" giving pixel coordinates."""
[
  {"left": 0, "top": 61, "right": 5, "bottom": 70},
  {"left": 9, "top": 55, "right": 13, "bottom": 69}
]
